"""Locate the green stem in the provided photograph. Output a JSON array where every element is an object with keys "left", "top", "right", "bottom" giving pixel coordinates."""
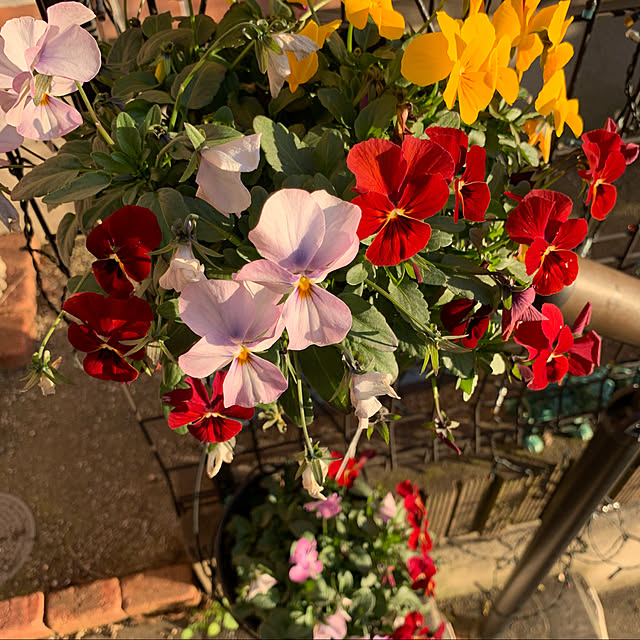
[
  {"left": 38, "top": 270, "right": 91, "bottom": 359},
  {"left": 75, "top": 83, "right": 115, "bottom": 147},
  {"left": 292, "top": 352, "right": 314, "bottom": 455},
  {"left": 228, "top": 41, "right": 254, "bottom": 72},
  {"left": 154, "top": 135, "right": 189, "bottom": 168},
  {"left": 299, "top": 0, "right": 335, "bottom": 20},
  {"left": 416, "top": 0, "right": 446, "bottom": 34},
  {"left": 431, "top": 376, "right": 442, "bottom": 418},
  {"left": 347, "top": 23, "right": 353, "bottom": 53},
  {"left": 307, "top": 0, "right": 320, "bottom": 24},
  {"left": 169, "top": 21, "right": 254, "bottom": 130}
]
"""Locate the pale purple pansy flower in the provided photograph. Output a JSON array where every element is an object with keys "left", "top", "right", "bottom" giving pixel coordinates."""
[
  {"left": 267, "top": 33, "right": 318, "bottom": 98},
  {"left": 159, "top": 244, "right": 205, "bottom": 292},
  {"left": 289, "top": 537, "right": 323, "bottom": 583},
  {"left": 246, "top": 572, "right": 277, "bottom": 600},
  {"left": 0, "top": 99, "right": 23, "bottom": 152},
  {"left": 379, "top": 491, "right": 397, "bottom": 523},
  {"left": 196, "top": 133, "right": 262, "bottom": 217},
  {"left": 336, "top": 372, "right": 400, "bottom": 480},
  {"left": 304, "top": 492, "right": 342, "bottom": 519},
  {"left": 0, "top": 1, "right": 100, "bottom": 141},
  {"left": 235, "top": 188, "right": 361, "bottom": 351},
  {"left": 177, "top": 279, "right": 287, "bottom": 408},
  {"left": 313, "top": 606, "right": 351, "bottom": 639}
]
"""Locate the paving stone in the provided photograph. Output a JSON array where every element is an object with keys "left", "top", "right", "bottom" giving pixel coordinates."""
[
  {"left": 120, "top": 564, "right": 201, "bottom": 616},
  {"left": 0, "top": 233, "right": 38, "bottom": 369},
  {"left": 45, "top": 577, "right": 126, "bottom": 635},
  {"left": 0, "top": 591, "right": 52, "bottom": 639}
]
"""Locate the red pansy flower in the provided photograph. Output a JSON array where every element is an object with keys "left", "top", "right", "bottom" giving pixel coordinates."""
[
  {"left": 86, "top": 205, "right": 162, "bottom": 298},
  {"left": 602, "top": 118, "right": 639, "bottom": 164},
  {"left": 328, "top": 449, "right": 375, "bottom": 488},
  {"left": 407, "top": 554, "right": 437, "bottom": 593},
  {"left": 62, "top": 292, "right": 153, "bottom": 382},
  {"left": 440, "top": 298, "right": 492, "bottom": 349},
  {"left": 396, "top": 481, "right": 433, "bottom": 552},
  {"left": 505, "top": 190, "right": 587, "bottom": 296},
  {"left": 501, "top": 287, "right": 544, "bottom": 341},
  {"left": 578, "top": 126, "right": 627, "bottom": 221},
  {"left": 426, "top": 127, "right": 490, "bottom": 224},
  {"left": 567, "top": 302, "right": 601, "bottom": 376},
  {"left": 391, "top": 612, "right": 445, "bottom": 639},
  {"left": 347, "top": 137, "right": 454, "bottom": 266},
  {"left": 163, "top": 373, "right": 253, "bottom": 443}
]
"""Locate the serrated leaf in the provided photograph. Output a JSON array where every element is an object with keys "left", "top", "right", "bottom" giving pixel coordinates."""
[
  {"left": 341, "top": 293, "right": 398, "bottom": 352},
  {"left": 387, "top": 279, "right": 430, "bottom": 328}
]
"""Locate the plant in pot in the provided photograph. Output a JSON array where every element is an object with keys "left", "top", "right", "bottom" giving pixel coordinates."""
[
  {"left": 212, "top": 460, "right": 450, "bottom": 639},
  {"left": 5, "top": 0, "right": 634, "bottom": 630}
]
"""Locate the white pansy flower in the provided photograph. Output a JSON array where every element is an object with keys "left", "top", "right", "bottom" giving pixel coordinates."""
[
  {"left": 206, "top": 438, "right": 236, "bottom": 478},
  {"left": 267, "top": 33, "right": 318, "bottom": 98},
  {"left": 158, "top": 244, "right": 205, "bottom": 292}
]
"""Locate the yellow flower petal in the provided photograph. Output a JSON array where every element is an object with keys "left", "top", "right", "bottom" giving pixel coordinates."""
[
  {"left": 542, "top": 40, "right": 573, "bottom": 82},
  {"left": 457, "top": 70, "right": 494, "bottom": 124},
  {"left": 535, "top": 69, "right": 563, "bottom": 115},
  {"left": 344, "top": 0, "right": 370, "bottom": 30},
  {"left": 401, "top": 32, "right": 454, "bottom": 86},
  {"left": 492, "top": 0, "right": 521, "bottom": 45},
  {"left": 443, "top": 61, "right": 461, "bottom": 109},
  {"left": 377, "top": 6, "right": 405, "bottom": 39}
]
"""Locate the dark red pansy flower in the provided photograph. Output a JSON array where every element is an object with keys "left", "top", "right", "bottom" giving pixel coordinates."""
[
  {"left": 407, "top": 554, "right": 437, "bottom": 593},
  {"left": 347, "top": 137, "right": 454, "bottom": 266},
  {"left": 440, "top": 298, "right": 492, "bottom": 349},
  {"left": 395, "top": 481, "right": 433, "bottom": 552},
  {"left": 62, "top": 292, "right": 153, "bottom": 383},
  {"left": 163, "top": 373, "right": 253, "bottom": 443},
  {"left": 603, "top": 118, "right": 639, "bottom": 164},
  {"left": 514, "top": 303, "right": 574, "bottom": 390},
  {"left": 328, "top": 449, "right": 375, "bottom": 488},
  {"left": 391, "top": 612, "right": 445, "bottom": 639},
  {"left": 86, "top": 205, "right": 162, "bottom": 298},
  {"left": 567, "top": 302, "right": 601, "bottom": 376},
  {"left": 505, "top": 190, "right": 587, "bottom": 296}
]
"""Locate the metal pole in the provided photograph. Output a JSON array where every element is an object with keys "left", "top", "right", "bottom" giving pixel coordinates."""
[{"left": 479, "top": 385, "right": 640, "bottom": 639}]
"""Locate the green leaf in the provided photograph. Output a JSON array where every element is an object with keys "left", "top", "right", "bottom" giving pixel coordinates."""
[
  {"left": 297, "top": 345, "right": 349, "bottom": 413},
  {"left": 317, "top": 87, "right": 356, "bottom": 126},
  {"left": 416, "top": 260, "right": 446, "bottom": 286},
  {"left": 425, "top": 228, "right": 453, "bottom": 251},
  {"left": 519, "top": 141, "right": 540, "bottom": 167},
  {"left": 355, "top": 94, "right": 397, "bottom": 141},
  {"left": 115, "top": 111, "right": 142, "bottom": 160},
  {"left": 112, "top": 71, "right": 158, "bottom": 99},
  {"left": 433, "top": 109, "right": 461, "bottom": 128},
  {"left": 253, "top": 115, "right": 314, "bottom": 175},
  {"left": 341, "top": 293, "right": 398, "bottom": 352},
  {"left": 441, "top": 351, "right": 475, "bottom": 378},
  {"left": 387, "top": 279, "right": 430, "bottom": 328},
  {"left": 184, "top": 122, "right": 206, "bottom": 149},
  {"left": 107, "top": 27, "right": 144, "bottom": 71},
  {"left": 183, "top": 196, "right": 234, "bottom": 242},
  {"left": 157, "top": 299, "right": 180, "bottom": 320},
  {"left": 142, "top": 11, "right": 173, "bottom": 37},
  {"left": 81, "top": 188, "right": 125, "bottom": 231},
  {"left": 221, "top": 612, "right": 239, "bottom": 631},
  {"left": 176, "top": 14, "right": 216, "bottom": 45},
  {"left": 346, "top": 262, "right": 368, "bottom": 285},
  {"left": 137, "top": 188, "right": 190, "bottom": 240},
  {"left": 457, "top": 373, "right": 478, "bottom": 401},
  {"left": 313, "top": 129, "right": 346, "bottom": 179},
  {"left": 91, "top": 151, "right": 135, "bottom": 173},
  {"left": 11, "top": 154, "right": 83, "bottom": 202},
  {"left": 171, "top": 61, "right": 226, "bottom": 109},
  {"left": 55, "top": 212, "right": 79, "bottom": 268},
  {"left": 43, "top": 172, "right": 111, "bottom": 205},
  {"left": 137, "top": 28, "right": 193, "bottom": 65}
]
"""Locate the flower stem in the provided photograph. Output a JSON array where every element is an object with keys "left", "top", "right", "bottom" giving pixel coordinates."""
[
  {"left": 75, "top": 83, "right": 115, "bottom": 147},
  {"left": 347, "top": 24, "right": 353, "bottom": 53},
  {"left": 292, "top": 351, "right": 314, "bottom": 455},
  {"left": 193, "top": 215, "right": 243, "bottom": 246},
  {"left": 307, "top": 0, "right": 320, "bottom": 24},
  {"left": 169, "top": 22, "right": 254, "bottom": 130},
  {"left": 431, "top": 376, "right": 441, "bottom": 418},
  {"left": 228, "top": 41, "right": 254, "bottom": 72},
  {"left": 299, "top": 0, "right": 336, "bottom": 20},
  {"left": 154, "top": 135, "right": 189, "bottom": 168},
  {"left": 416, "top": 0, "right": 446, "bottom": 34}
]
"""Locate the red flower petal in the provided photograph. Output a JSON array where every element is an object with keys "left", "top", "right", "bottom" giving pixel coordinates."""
[
  {"left": 551, "top": 218, "right": 588, "bottom": 251},
  {"left": 532, "top": 250, "right": 579, "bottom": 296},
  {"left": 555, "top": 324, "right": 575, "bottom": 355},
  {"left": 399, "top": 174, "right": 450, "bottom": 220},
  {"left": 187, "top": 415, "right": 243, "bottom": 443},
  {"left": 514, "top": 320, "right": 551, "bottom": 358},
  {"left": 591, "top": 182, "right": 617, "bottom": 221},
  {"left": 354, "top": 192, "right": 397, "bottom": 239},
  {"left": 347, "top": 139, "right": 406, "bottom": 197},
  {"left": 459, "top": 180, "right": 490, "bottom": 223},
  {"left": 92, "top": 258, "right": 134, "bottom": 298},
  {"left": 568, "top": 331, "right": 601, "bottom": 375},
  {"left": 401, "top": 135, "right": 455, "bottom": 182},
  {"left": 571, "top": 302, "right": 592, "bottom": 335},
  {"left": 365, "top": 216, "right": 432, "bottom": 266},
  {"left": 82, "top": 349, "right": 139, "bottom": 382},
  {"left": 424, "top": 126, "right": 468, "bottom": 174},
  {"left": 462, "top": 145, "right": 486, "bottom": 183}
]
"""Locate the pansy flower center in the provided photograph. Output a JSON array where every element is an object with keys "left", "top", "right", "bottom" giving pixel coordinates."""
[
  {"left": 297, "top": 276, "right": 313, "bottom": 298},
  {"left": 237, "top": 346, "right": 252, "bottom": 365}
]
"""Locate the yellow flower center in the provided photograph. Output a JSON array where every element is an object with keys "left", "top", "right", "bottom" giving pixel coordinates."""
[
  {"left": 39, "top": 93, "right": 50, "bottom": 106},
  {"left": 237, "top": 346, "right": 251, "bottom": 365},
  {"left": 100, "top": 343, "right": 121, "bottom": 355},
  {"left": 297, "top": 276, "right": 313, "bottom": 298},
  {"left": 387, "top": 208, "right": 404, "bottom": 223}
]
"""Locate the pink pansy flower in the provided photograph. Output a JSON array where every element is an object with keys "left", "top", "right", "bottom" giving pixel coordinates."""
[
  {"left": 159, "top": 244, "right": 205, "bottom": 292},
  {"left": 379, "top": 491, "right": 397, "bottom": 523},
  {"left": 304, "top": 492, "right": 342, "bottom": 518},
  {"left": 289, "top": 537, "right": 323, "bottom": 583},
  {"left": 0, "top": 2, "right": 101, "bottom": 141},
  {"left": 313, "top": 607, "right": 351, "bottom": 639},
  {"left": 235, "top": 189, "right": 361, "bottom": 351},
  {"left": 196, "top": 133, "right": 262, "bottom": 217},
  {"left": 177, "top": 279, "right": 287, "bottom": 408}
]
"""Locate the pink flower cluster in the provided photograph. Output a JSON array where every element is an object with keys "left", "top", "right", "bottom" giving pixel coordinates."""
[{"left": 0, "top": 1, "right": 101, "bottom": 149}]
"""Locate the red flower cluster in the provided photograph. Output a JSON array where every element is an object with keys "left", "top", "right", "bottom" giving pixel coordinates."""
[
  {"left": 407, "top": 554, "right": 437, "bottom": 594},
  {"left": 514, "top": 302, "right": 601, "bottom": 390},
  {"left": 163, "top": 373, "right": 253, "bottom": 443},
  {"left": 396, "top": 480, "right": 432, "bottom": 552},
  {"left": 63, "top": 206, "right": 162, "bottom": 383},
  {"left": 62, "top": 292, "right": 153, "bottom": 382},
  {"left": 347, "top": 137, "right": 453, "bottom": 266},
  {"left": 86, "top": 205, "right": 162, "bottom": 298},
  {"left": 579, "top": 119, "right": 638, "bottom": 221},
  {"left": 440, "top": 298, "right": 492, "bottom": 349},
  {"left": 391, "top": 612, "right": 445, "bottom": 639},
  {"left": 328, "top": 449, "right": 375, "bottom": 488},
  {"left": 505, "top": 190, "right": 587, "bottom": 296},
  {"left": 426, "top": 126, "right": 491, "bottom": 224}
]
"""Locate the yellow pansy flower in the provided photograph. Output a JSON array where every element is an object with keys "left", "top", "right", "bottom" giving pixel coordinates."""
[
  {"left": 522, "top": 117, "right": 552, "bottom": 163},
  {"left": 286, "top": 20, "right": 341, "bottom": 94},
  {"left": 342, "top": 0, "right": 405, "bottom": 40},
  {"left": 535, "top": 0, "right": 574, "bottom": 82},
  {"left": 535, "top": 70, "right": 583, "bottom": 137}
]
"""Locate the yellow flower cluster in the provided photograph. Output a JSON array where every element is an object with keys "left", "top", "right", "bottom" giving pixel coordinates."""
[{"left": 400, "top": 0, "right": 582, "bottom": 140}]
